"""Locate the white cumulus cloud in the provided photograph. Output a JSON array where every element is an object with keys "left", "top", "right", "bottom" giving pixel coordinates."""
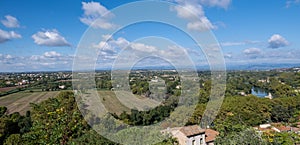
[
  {"left": 93, "top": 37, "right": 130, "bottom": 55},
  {"left": 1, "top": 15, "right": 20, "bottom": 28},
  {"left": 268, "top": 34, "right": 289, "bottom": 49},
  {"left": 32, "top": 29, "right": 70, "bottom": 47},
  {"left": 173, "top": 1, "right": 216, "bottom": 31},
  {"left": 0, "top": 54, "right": 13, "bottom": 60},
  {"left": 174, "top": 2, "right": 205, "bottom": 20},
  {"left": 199, "top": 0, "right": 231, "bottom": 9},
  {"left": 113, "top": 37, "right": 130, "bottom": 48},
  {"left": 80, "top": 2, "right": 116, "bottom": 29},
  {"left": 187, "top": 17, "right": 215, "bottom": 31},
  {"left": 44, "top": 51, "right": 62, "bottom": 58},
  {"left": 0, "top": 29, "right": 21, "bottom": 43},
  {"left": 243, "top": 48, "right": 262, "bottom": 55},
  {"left": 130, "top": 43, "right": 158, "bottom": 53}
]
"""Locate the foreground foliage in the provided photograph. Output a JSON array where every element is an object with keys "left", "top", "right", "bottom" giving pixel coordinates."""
[{"left": 0, "top": 92, "right": 115, "bottom": 144}]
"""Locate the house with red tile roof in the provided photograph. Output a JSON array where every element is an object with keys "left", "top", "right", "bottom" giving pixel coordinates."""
[
  {"left": 205, "top": 129, "right": 219, "bottom": 144},
  {"left": 163, "top": 125, "right": 219, "bottom": 145}
]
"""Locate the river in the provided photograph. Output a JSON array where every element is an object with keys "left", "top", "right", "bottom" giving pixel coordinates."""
[{"left": 251, "top": 87, "right": 269, "bottom": 98}]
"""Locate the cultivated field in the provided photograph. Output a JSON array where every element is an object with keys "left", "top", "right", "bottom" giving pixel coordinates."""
[
  {"left": 112, "top": 91, "right": 160, "bottom": 110},
  {"left": 81, "top": 90, "right": 160, "bottom": 116},
  {"left": 0, "top": 86, "right": 25, "bottom": 93},
  {"left": 97, "top": 91, "right": 160, "bottom": 115},
  {"left": 0, "top": 91, "right": 60, "bottom": 115},
  {"left": 0, "top": 90, "right": 160, "bottom": 116},
  {"left": 98, "top": 91, "right": 131, "bottom": 115}
]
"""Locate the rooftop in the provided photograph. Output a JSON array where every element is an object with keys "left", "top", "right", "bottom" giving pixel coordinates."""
[
  {"left": 205, "top": 128, "right": 219, "bottom": 143},
  {"left": 179, "top": 125, "right": 206, "bottom": 137}
]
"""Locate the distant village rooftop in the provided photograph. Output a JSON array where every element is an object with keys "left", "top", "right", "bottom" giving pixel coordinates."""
[{"left": 254, "top": 123, "right": 300, "bottom": 134}]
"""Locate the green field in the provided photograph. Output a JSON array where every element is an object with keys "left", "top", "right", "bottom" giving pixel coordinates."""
[{"left": 0, "top": 91, "right": 60, "bottom": 115}]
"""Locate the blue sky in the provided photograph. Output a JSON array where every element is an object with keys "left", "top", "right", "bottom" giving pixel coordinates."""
[{"left": 0, "top": 0, "right": 300, "bottom": 72}]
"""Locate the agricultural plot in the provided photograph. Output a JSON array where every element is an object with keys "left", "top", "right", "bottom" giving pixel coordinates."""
[
  {"left": 98, "top": 91, "right": 160, "bottom": 114},
  {"left": 98, "top": 91, "right": 131, "bottom": 115},
  {"left": 0, "top": 91, "right": 60, "bottom": 115},
  {"left": 80, "top": 91, "right": 160, "bottom": 116},
  {"left": 0, "top": 90, "right": 160, "bottom": 116},
  {"left": 113, "top": 91, "right": 160, "bottom": 111},
  {"left": 0, "top": 86, "right": 19, "bottom": 93}
]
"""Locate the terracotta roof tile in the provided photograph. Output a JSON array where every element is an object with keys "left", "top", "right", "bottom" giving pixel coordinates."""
[
  {"left": 179, "top": 125, "right": 205, "bottom": 137},
  {"left": 277, "top": 126, "right": 291, "bottom": 132},
  {"left": 258, "top": 127, "right": 272, "bottom": 131},
  {"left": 205, "top": 128, "right": 219, "bottom": 142},
  {"left": 291, "top": 127, "right": 300, "bottom": 132}
]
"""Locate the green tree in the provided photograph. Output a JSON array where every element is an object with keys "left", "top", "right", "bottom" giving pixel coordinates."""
[
  {"left": 22, "top": 92, "right": 91, "bottom": 144},
  {"left": 215, "top": 128, "right": 267, "bottom": 145},
  {"left": 4, "top": 134, "right": 22, "bottom": 145},
  {"left": 69, "top": 130, "right": 117, "bottom": 145},
  {"left": 0, "top": 107, "right": 7, "bottom": 117}
]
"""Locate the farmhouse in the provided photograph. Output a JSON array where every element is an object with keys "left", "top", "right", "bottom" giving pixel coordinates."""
[{"left": 164, "top": 125, "right": 219, "bottom": 145}]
